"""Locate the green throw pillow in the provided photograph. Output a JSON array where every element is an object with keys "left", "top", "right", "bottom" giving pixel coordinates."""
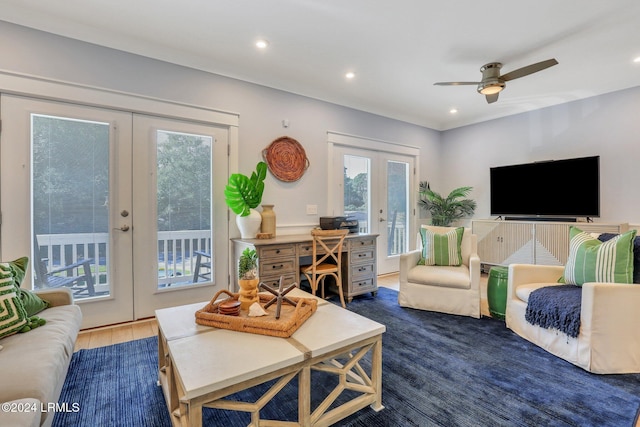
[
  {"left": 0, "top": 259, "right": 29, "bottom": 339},
  {"left": 419, "top": 227, "right": 464, "bottom": 266},
  {"left": 564, "top": 227, "right": 637, "bottom": 286},
  {"left": 17, "top": 288, "right": 49, "bottom": 316}
]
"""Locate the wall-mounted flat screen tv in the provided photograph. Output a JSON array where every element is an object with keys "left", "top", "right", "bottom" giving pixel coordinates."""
[{"left": 490, "top": 156, "right": 600, "bottom": 218}]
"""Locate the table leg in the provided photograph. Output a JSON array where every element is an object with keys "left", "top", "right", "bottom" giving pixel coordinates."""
[
  {"left": 186, "top": 403, "right": 202, "bottom": 427},
  {"left": 370, "top": 337, "right": 384, "bottom": 412},
  {"left": 299, "top": 365, "right": 311, "bottom": 427}
]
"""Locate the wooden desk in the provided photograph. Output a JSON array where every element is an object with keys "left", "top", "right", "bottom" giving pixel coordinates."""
[{"left": 232, "top": 233, "right": 378, "bottom": 303}]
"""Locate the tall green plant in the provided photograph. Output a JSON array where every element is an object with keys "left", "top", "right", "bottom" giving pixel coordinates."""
[
  {"left": 224, "top": 161, "right": 267, "bottom": 217},
  {"left": 418, "top": 182, "right": 476, "bottom": 226}
]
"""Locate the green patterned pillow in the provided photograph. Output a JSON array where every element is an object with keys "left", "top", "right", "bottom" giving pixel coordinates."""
[
  {"left": 419, "top": 227, "right": 464, "bottom": 266},
  {"left": 0, "top": 259, "right": 29, "bottom": 339},
  {"left": 564, "top": 227, "right": 637, "bottom": 286}
]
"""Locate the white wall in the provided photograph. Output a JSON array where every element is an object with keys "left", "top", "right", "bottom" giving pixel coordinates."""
[
  {"left": 2, "top": 21, "right": 638, "bottom": 229},
  {"left": 441, "top": 86, "right": 640, "bottom": 225},
  {"left": 0, "top": 21, "right": 441, "bottom": 231}
]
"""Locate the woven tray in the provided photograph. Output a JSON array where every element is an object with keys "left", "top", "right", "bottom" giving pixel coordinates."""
[
  {"left": 262, "top": 136, "right": 309, "bottom": 182},
  {"left": 195, "top": 289, "right": 317, "bottom": 338}
]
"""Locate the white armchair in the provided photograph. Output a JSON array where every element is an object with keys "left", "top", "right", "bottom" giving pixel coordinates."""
[
  {"left": 506, "top": 263, "right": 640, "bottom": 374},
  {"left": 398, "top": 226, "right": 481, "bottom": 318}
]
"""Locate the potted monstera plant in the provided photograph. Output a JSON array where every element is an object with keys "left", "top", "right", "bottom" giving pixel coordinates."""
[
  {"left": 224, "top": 161, "right": 267, "bottom": 238},
  {"left": 418, "top": 181, "right": 476, "bottom": 226}
]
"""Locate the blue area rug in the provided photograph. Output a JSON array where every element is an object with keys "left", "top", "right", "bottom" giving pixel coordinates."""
[{"left": 54, "top": 288, "right": 640, "bottom": 426}]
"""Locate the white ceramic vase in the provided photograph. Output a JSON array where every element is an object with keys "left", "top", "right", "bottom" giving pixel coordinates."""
[{"left": 236, "top": 208, "right": 262, "bottom": 238}]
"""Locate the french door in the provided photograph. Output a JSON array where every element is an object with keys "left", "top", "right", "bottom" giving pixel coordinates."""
[
  {"left": 131, "top": 114, "right": 228, "bottom": 319},
  {"left": 332, "top": 145, "right": 415, "bottom": 274},
  {"left": 0, "top": 95, "right": 229, "bottom": 328}
]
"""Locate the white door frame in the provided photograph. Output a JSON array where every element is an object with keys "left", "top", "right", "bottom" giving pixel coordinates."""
[{"left": 327, "top": 131, "right": 419, "bottom": 274}]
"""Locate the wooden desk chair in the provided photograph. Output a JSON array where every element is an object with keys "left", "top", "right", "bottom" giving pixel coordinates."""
[{"left": 300, "top": 228, "right": 349, "bottom": 308}]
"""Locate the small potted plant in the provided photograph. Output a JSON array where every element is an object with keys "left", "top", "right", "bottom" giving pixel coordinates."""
[
  {"left": 237, "top": 248, "right": 259, "bottom": 310},
  {"left": 418, "top": 181, "right": 476, "bottom": 226},
  {"left": 225, "top": 161, "right": 267, "bottom": 238}
]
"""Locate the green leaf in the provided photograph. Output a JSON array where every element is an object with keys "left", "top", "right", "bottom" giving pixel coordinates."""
[
  {"left": 417, "top": 182, "right": 476, "bottom": 227},
  {"left": 224, "top": 162, "right": 268, "bottom": 216}
]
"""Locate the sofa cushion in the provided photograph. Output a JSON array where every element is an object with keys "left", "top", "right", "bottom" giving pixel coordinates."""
[
  {"left": 0, "top": 260, "right": 29, "bottom": 339},
  {"left": 408, "top": 264, "right": 471, "bottom": 289},
  {"left": 0, "top": 304, "right": 82, "bottom": 407},
  {"left": 419, "top": 226, "right": 464, "bottom": 266},
  {"left": 0, "top": 398, "right": 41, "bottom": 427},
  {"left": 515, "top": 282, "right": 562, "bottom": 303},
  {"left": 564, "top": 227, "right": 636, "bottom": 286}
]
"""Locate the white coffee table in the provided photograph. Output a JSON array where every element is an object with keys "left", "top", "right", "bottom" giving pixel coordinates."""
[{"left": 156, "top": 291, "right": 385, "bottom": 427}]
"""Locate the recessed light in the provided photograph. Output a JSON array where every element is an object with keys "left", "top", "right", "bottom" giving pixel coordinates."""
[
  {"left": 345, "top": 72, "right": 356, "bottom": 79},
  {"left": 255, "top": 39, "right": 269, "bottom": 49},
  {"left": 449, "top": 108, "right": 458, "bottom": 114},
  {"left": 634, "top": 56, "right": 640, "bottom": 63}
]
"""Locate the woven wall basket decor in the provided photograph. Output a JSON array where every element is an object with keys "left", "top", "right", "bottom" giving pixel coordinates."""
[{"left": 262, "top": 136, "right": 310, "bottom": 182}]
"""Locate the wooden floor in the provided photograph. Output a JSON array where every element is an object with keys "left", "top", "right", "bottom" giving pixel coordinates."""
[
  {"left": 74, "top": 272, "right": 489, "bottom": 352},
  {"left": 74, "top": 318, "right": 158, "bottom": 351}
]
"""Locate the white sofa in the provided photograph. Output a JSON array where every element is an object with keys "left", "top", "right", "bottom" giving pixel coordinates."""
[
  {"left": 0, "top": 288, "right": 82, "bottom": 426},
  {"left": 506, "top": 264, "right": 640, "bottom": 374},
  {"left": 398, "top": 227, "right": 481, "bottom": 318}
]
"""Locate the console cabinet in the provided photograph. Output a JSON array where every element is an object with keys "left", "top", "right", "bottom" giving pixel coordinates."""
[
  {"left": 472, "top": 220, "right": 628, "bottom": 267},
  {"left": 232, "top": 233, "right": 378, "bottom": 303}
]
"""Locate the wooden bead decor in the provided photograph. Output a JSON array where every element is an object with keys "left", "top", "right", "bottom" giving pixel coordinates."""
[{"left": 262, "top": 136, "right": 309, "bottom": 182}]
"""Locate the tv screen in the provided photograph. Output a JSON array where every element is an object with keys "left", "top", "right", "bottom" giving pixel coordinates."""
[{"left": 490, "top": 156, "right": 600, "bottom": 218}]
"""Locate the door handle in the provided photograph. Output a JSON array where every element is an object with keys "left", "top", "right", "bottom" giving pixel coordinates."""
[
  {"left": 114, "top": 225, "right": 130, "bottom": 232},
  {"left": 379, "top": 217, "right": 386, "bottom": 222}
]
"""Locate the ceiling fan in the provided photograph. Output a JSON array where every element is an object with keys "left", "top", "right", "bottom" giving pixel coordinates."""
[{"left": 434, "top": 58, "right": 558, "bottom": 103}]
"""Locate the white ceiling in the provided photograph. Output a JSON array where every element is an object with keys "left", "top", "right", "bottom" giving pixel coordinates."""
[{"left": 1, "top": 0, "right": 639, "bottom": 130}]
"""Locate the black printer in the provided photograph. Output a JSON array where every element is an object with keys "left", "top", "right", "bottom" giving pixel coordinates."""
[{"left": 319, "top": 216, "right": 359, "bottom": 233}]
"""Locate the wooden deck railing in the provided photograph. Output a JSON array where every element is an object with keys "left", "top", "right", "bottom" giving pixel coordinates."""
[{"left": 36, "top": 230, "right": 212, "bottom": 297}]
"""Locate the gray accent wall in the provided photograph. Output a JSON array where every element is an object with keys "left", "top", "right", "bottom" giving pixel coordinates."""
[
  {"left": 441, "top": 86, "right": 640, "bottom": 224},
  {"left": 1, "top": 20, "right": 638, "bottom": 227}
]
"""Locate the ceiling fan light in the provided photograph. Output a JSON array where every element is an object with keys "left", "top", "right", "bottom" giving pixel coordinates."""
[{"left": 478, "top": 81, "right": 505, "bottom": 95}]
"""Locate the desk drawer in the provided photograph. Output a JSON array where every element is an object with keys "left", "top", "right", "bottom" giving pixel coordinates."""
[
  {"left": 350, "top": 277, "right": 375, "bottom": 293},
  {"left": 351, "top": 263, "right": 374, "bottom": 279},
  {"left": 258, "top": 245, "right": 296, "bottom": 259},
  {"left": 298, "top": 241, "right": 341, "bottom": 257},
  {"left": 351, "top": 237, "right": 376, "bottom": 249},
  {"left": 259, "top": 273, "right": 297, "bottom": 289},
  {"left": 351, "top": 248, "right": 375, "bottom": 263},
  {"left": 260, "top": 259, "right": 296, "bottom": 276}
]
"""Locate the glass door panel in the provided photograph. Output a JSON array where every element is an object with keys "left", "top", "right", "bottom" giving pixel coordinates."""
[
  {"left": 156, "top": 130, "right": 213, "bottom": 288},
  {"left": 343, "top": 155, "right": 371, "bottom": 234},
  {"left": 386, "top": 160, "right": 410, "bottom": 257},
  {"left": 31, "top": 114, "right": 111, "bottom": 299}
]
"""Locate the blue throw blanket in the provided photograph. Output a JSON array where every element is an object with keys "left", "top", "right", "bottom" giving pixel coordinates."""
[{"left": 525, "top": 285, "right": 582, "bottom": 338}]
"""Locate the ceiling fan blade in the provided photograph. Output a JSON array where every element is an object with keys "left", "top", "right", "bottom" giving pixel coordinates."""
[
  {"left": 486, "top": 93, "right": 499, "bottom": 103},
  {"left": 434, "top": 82, "right": 480, "bottom": 86},
  {"left": 501, "top": 58, "right": 558, "bottom": 81}
]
